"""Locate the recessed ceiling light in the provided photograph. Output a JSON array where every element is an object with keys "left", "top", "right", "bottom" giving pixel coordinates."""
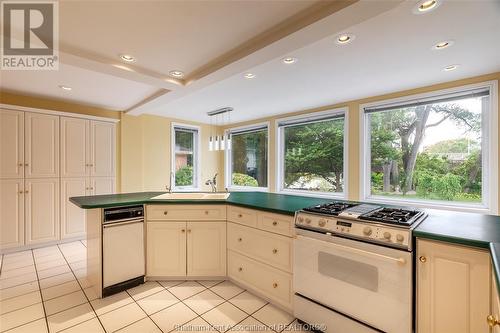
[
  {"left": 335, "top": 33, "right": 355, "bottom": 45},
  {"left": 413, "top": 0, "right": 441, "bottom": 14},
  {"left": 433, "top": 40, "right": 454, "bottom": 50},
  {"left": 119, "top": 54, "right": 136, "bottom": 62},
  {"left": 244, "top": 73, "right": 256, "bottom": 79},
  {"left": 282, "top": 57, "right": 297, "bottom": 64},
  {"left": 58, "top": 85, "right": 72, "bottom": 91},
  {"left": 169, "top": 70, "right": 184, "bottom": 78},
  {"left": 443, "top": 64, "right": 459, "bottom": 71}
]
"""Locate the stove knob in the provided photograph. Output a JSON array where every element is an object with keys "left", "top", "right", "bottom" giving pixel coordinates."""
[
  {"left": 297, "top": 216, "right": 304, "bottom": 223},
  {"left": 363, "top": 227, "right": 372, "bottom": 236},
  {"left": 396, "top": 234, "right": 404, "bottom": 242},
  {"left": 383, "top": 232, "right": 392, "bottom": 240},
  {"left": 318, "top": 219, "right": 326, "bottom": 227},
  {"left": 305, "top": 218, "right": 312, "bottom": 224}
]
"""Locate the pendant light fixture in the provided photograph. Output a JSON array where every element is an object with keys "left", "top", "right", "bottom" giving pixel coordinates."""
[{"left": 207, "top": 107, "right": 233, "bottom": 152}]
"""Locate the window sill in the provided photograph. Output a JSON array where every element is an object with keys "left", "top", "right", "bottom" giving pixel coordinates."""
[
  {"left": 278, "top": 189, "right": 346, "bottom": 199},
  {"left": 363, "top": 195, "right": 491, "bottom": 214},
  {"left": 227, "top": 186, "right": 269, "bottom": 192}
]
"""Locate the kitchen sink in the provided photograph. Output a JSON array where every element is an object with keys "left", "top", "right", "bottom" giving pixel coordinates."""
[{"left": 150, "top": 192, "right": 230, "bottom": 200}]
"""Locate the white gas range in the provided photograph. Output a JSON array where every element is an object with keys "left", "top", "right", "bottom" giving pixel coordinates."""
[{"left": 293, "top": 201, "right": 427, "bottom": 333}]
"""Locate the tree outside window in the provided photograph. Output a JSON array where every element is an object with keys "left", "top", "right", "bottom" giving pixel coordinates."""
[
  {"left": 367, "top": 92, "right": 487, "bottom": 204},
  {"left": 282, "top": 117, "right": 345, "bottom": 193},
  {"left": 174, "top": 128, "right": 197, "bottom": 187}
]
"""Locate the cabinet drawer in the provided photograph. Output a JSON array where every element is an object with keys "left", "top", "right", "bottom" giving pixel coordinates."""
[
  {"left": 228, "top": 250, "right": 292, "bottom": 310},
  {"left": 227, "top": 205, "right": 257, "bottom": 227},
  {"left": 227, "top": 222, "right": 292, "bottom": 272},
  {"left": 257, "top": 211, "right": 294, "bottom": 237},
  {"left": 147, "top": 205, "right": 226, "bottom": 221}
]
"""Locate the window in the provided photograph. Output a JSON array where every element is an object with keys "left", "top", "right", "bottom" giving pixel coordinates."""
[
  {"left": 225, "top": 124, "right": 268, "bottom": 189},
  {"left": 362, "top": 84, "right": 496, "bottom": 211},
  {"left": 277, "top": 109, "right": 347, "bottom": 195},
  {"left": 172, "top": 124, "right": 199, "bottom": 190}
]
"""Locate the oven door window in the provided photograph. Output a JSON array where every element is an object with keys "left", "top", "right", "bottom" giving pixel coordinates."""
[{"left": 318, "top": 252, "right": 378, "bottom": 292}]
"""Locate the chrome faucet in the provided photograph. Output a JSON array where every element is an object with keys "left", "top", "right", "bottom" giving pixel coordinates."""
[
  {"left": 205, "top": 173, "right": 218, "bottom": 192},
  {"left": 166, "top": 171, "right": 174, "bottom": 193}
]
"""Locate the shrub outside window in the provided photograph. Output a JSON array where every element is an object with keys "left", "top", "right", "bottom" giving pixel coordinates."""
[{"left": 172, "top": 125, "right": 199, "bottom": 189}]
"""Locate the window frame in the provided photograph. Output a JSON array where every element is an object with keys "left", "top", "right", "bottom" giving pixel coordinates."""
[
  {"left": 171, "top": 122, "right": 201, "bottom": 191},
  {"left": 224, "top": 122, "right": 270, "bottom": 192},
  {"left": 359, "top": 81, "right": 498, "bottom": 214},
  {"left": 275, "top": 108, "right": 349, "bottom": 198}
]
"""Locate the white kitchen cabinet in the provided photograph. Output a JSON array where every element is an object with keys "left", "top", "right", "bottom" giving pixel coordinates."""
[
  {"left": 147, "top": 222, "right": 187, "bottom": 277},
  {"left": 417, "top": 239, "right": 491, "bottom": 333},
  {"left": 61, "top": 178, "right": 89, "bottom": 240},
  {"left": 25, "top": 112, "right": 59, "bottom": 178},
  {"left": 0, "top": 110, "right": 24, "bottom": 179},
  {"left": 91, "top": 177, "right": 115, "bottom": 195},
  {"left": 0, "top": 179, "right": 25, "bottom": 250},
  {"left": 490, "top": 272, "right": 500, "bottom": 332},
  {"left": 187, "top": 222, "right": 226, "bottom": 276},
  {"left": 90, "top": 121, "right": 115, "bottom": 177},
  {"left": 61, "top": 117, "right": 89, "bottom": 178},
  {"left": 25, "top": 178, "right": 60, "bottom": 245}
]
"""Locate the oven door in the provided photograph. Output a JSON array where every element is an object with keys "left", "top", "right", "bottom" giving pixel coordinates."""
[{"left": 294, "top": 228, "right": 412, "bottom": 333}]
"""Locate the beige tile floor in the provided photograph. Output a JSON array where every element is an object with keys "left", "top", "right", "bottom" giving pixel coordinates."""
[{"left": 0, "top": 241, "right": 302, "bottom": 333}]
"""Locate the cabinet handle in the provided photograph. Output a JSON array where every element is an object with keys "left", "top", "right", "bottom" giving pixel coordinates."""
[
  {"left": 164, "top": 211, "right": 168, "bottom": 215},
  {"left": 238, "top": 267, "right": 243, "bottom": 272},
  {"left": 205, "top": 210, "right": 209, "bottom": 215},
  {"left": 238, "top": 237, "right": 242, "bottom": 242},
  {"left": 272, "top": 249, "right": 278, "bottom": 254},
  {"left": 18, "top": 163, "right": 23, "bottom": 167},
  {"left": 25, "top": 190, "right": 29, "bottom": 194},
  {"left": 18, "top": 190, "right": 24, "bottom": 194},
  {"left": 419, "top": 256, "right": 427, "bottom": 263},
  {"left": 24, "top": 163, "right": 29, "bottom": 166},
  {"left": 487, "top": 315, "right": 500, "bottom": 327},
  {"left": 272, "top": 282, "right": 278, "bottom": 288},
  {"left": 238, "top": 214, "right": 243, "bottom": 218},
  {"left": 187, "top": 229, "right": 191, "bottom": 233},
  {"left": 181, "top": 229, "right": 185, "bottom": 233},
  {"left": 272, "top": 221, "right": 278, "bottom": 226},
  {"left": 90, "top": 187, "right": 94, "bottom": 190}
]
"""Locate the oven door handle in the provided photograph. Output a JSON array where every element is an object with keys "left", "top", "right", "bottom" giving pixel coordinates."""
[{"left": 297, "top": 234, "right": 407, "bottom": 265}]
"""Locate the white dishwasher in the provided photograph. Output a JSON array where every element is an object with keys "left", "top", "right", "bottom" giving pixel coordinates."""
[{"left": 102, "top": 205, "right": 145, "bottom": 297}]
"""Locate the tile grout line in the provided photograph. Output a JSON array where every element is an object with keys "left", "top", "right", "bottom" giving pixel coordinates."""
[
  {"left": 30, "top": 249, "right": 51, "bottom": 333},
  {"left": 56, "top": 243, "right": 108, "bottom": 333}
]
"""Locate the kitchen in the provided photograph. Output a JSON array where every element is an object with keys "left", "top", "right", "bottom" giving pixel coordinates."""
[{"left": 1, "top": 1, "right": 500, "bottom": 333}]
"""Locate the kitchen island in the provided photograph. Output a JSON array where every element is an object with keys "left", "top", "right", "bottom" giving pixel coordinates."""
[{"left": 70, "top": 191, "right": 500, "bottom": 293}]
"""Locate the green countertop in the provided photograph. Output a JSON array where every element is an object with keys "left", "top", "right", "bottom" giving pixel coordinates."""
[
  {"left": 69, "top": 191, "right": 333, "bottom": 213},
  {"left": 69, "top": 191, "right": 500, "bottom": 292}
]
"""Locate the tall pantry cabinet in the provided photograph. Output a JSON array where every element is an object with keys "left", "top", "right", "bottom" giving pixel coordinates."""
[
  {"left": 0, "top": 109, "right": 116, "bottom": 251},
  {"left": 60, "top": 117, "right": 115, "bottom": 240}
]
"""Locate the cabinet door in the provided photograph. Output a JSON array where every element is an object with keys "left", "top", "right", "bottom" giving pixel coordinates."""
[
  {"left": 417, "top": 239, "right": 490, "bottom": 333},
  {"left": 492, "top": 273, "right": 500, "bottom": 333},
  {"left": 61, "top": 117, "right": 89, "bottom": 178},
  {"left": 25, "top": 112, "right": 59, "bottom": 178},
  {"left": 0, "top": 110, "right": 24, "bottom": 179},
  {"left": 187, "top": 222, "right": 226, "bottom": 276},
  {"left": 90, "top": 121, "right": 115, "bottom": 177},
  {"left": 25, "top": 178, "right": 60, "bottom": 245},
  {"left": 0, "top": 179, "right": 24, "bottom": 249},
  {"left": 61, "top": 178, "right": 88, "bottom": 240},
  {"left": 147, "top": 222, "right": 186, "bottom": 277},
  {"left": 91, "top": 177, "right": 115, "bottom": 195}
]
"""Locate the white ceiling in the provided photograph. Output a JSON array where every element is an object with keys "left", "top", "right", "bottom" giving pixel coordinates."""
[
  {"left": 1, "top": 1, "right": 499, "bottom": 122},
  {"left": 144, "top": 0, "right": 500, "bottom": 123},
  {"left": 0, "top": 63, "right": 160, "bottom": 110}
]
